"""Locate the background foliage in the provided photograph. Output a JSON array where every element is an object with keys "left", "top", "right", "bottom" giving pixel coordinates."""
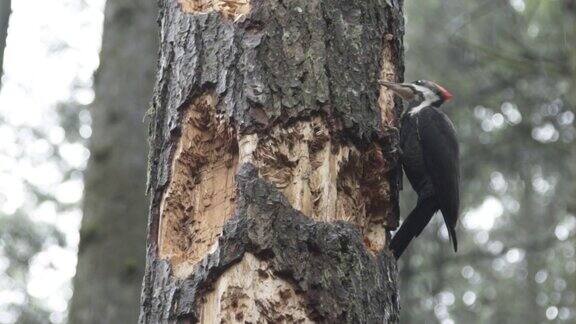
[{"left": 400, "top": 0, "right": 575, "bottom": 323}]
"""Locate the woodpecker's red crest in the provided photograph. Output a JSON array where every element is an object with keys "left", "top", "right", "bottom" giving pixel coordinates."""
[{"left": 429, "top": 81, "right": 453, "bottom": 102}]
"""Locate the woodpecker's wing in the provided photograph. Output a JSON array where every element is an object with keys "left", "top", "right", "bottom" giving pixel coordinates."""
[{"left": 418, "top": 107, "right": 460, "bottom": 251}]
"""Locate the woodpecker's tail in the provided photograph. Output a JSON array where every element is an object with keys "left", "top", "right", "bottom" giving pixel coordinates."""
[
  {"left": 444, "top": 220, "right": 458, "bottom": 252},
  {"left": 390, "top": 197, "right": 439, "bottom": 259}
]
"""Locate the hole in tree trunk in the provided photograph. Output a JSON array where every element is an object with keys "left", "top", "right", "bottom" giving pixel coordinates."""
[{"left": 158, "top": 93, "right": 238, "bottom": 277}]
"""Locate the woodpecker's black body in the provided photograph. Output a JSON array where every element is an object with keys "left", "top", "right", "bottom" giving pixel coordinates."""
[{"left": 380, "top": 80, "right": 460, "bottom": 259}]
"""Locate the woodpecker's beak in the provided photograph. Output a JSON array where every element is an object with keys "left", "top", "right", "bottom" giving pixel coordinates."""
[{"left": 378, "top": 80, "right": 416, "bottom": 101}]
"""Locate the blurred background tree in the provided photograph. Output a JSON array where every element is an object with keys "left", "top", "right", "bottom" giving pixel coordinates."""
[
  {"left": 68, "top": 0, "right": 156, "bottom": 323},
  {"left": 0, "top": 0, "right": 10, "bottom": 87},
  {"left": 0, "top": 1, "right": 104, "bottom": 322},
  {"left": 400, "top": 0, "right": 575, "bottom": 323},
  {"left": 0, "top": 0, "right": 154, "bottom": 323}
]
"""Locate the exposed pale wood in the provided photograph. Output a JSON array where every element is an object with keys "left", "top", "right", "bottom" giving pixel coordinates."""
[
  {"left": 178, "top": 0, "right": 250, "bottom": 20},
  {"left": 140, "top": 165, "right": 401, "bottom": 322},
  {"left": 379, "top": 34, "right": 400, "bottom": 127},
  {"left": 237, "top": 117, "right": 394, "bottom": 251},
  {"left": 159, "top": 112, "right": 394, "bottom": 278},
  {"left": 158, "top": 93, "right": 237, "bottom": 278},
  {"left": 199, "top": 253, "right": 312, "bottom": 323},
  {"left": 140, "top": 0, "right": 405, "bottom": 322}
]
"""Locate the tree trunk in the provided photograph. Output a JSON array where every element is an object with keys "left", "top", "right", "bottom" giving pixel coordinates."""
[
  {"left": 520, "top": 170, "right": 544, "bottom": 324},
  {"left": 68, "top": 0, "right": 158, "bottom": 323},
  {"left": 566, "top": 0, "right": 576, "bottom": 222},
  {"left": 140, "top": 0, "right": 404, "bottom": 322},
  {"left": 567, "top": 0, "right": 576, "bottom": 109},
  {"left": 0, "top": 0, "right": 11, "bottom": 87}
]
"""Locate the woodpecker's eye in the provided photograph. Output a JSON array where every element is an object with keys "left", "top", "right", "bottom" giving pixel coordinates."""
[{"left": 414, "top": 80, "right": 424, "bottom": 85}]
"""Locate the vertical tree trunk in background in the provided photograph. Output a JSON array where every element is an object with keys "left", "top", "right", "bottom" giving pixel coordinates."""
[
  {"left": 562, "top": 2, "right": 576, "bottom": 317},
  {"left": 398, "top": 249, "right": 415, "bottom": 323},
  {"left": 0, "top": 0, "right": 11, "bottom": 87},
  {"left": 519, "top": 170, "right": 542, "bottom": 324},
  {"left": 69, "top": 1, "right": 157, "bottom": 323},
  {"left": 140, "top": 0, "right": 404, "bottom": 322},
  {"left": 567, "top": 0, "right": 576, "bottom": 109}
]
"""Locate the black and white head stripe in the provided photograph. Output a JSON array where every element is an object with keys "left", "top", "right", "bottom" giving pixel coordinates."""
[{"left": 409, "top": 81, "right": 442, "bottom": 115}]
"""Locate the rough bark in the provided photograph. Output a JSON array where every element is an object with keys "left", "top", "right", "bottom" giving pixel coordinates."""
[
  {"left": 141, "top": 0, "right": 405, "bottom": 322},
  {"left": 68, "top": 1, "right": 158, "bottom": 323},
  {"left": 0, "top": 0, "right": 11, "bottom": 87}
]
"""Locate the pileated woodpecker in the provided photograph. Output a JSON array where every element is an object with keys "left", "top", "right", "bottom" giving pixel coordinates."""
[{"left": 379, "top": 79, "right": 460, "bottom": 259}]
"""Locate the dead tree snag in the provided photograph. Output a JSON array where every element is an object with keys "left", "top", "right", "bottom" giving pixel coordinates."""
[{"left": 141, "top": 0, "right": 405, "bottom": 322}]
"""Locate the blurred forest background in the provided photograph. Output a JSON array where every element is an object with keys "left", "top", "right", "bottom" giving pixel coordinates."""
[{"left": 0, "top": 0, "right": 574, "bottom": 323}]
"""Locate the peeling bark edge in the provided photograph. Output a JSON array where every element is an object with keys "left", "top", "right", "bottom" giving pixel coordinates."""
[
  {"left": 141, "top": 0, "right": 406, "bottom": 321},
  {"left": 140, "top": 163, "right": 399, "bottom": 323},
  {"left": 143, "top": 0, "right": 406, "bottom": 259},
  {"left": 384, "top": 0, "right": 406, "bottom": 228},
  {"left": 145, "top": 0, "right": 406, "bottom": 193}
]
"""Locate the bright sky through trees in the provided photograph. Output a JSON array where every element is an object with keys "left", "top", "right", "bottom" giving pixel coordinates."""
[{"left": 0, "top": 1, "right": 104, "bottom": 322}]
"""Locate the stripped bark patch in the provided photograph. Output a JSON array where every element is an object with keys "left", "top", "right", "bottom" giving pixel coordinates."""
[
  {"left": 198, "top": 253, "right": 312, "bottom": 323},
  {"left": 378, "top": 35, "right": 398, "bottom": 127},
  {"left": 336, "top": 143, "right": 392, "bottom": 252},
  {"left": 252, "top": 120, "right": 315, "bottom": 216},
  {"left": 158, "top": 93, "right": 238, "bottom": 277},
  {"left": 178, "top": 0, "right": 250, "bottom": 20},
  {"left": 239, "top": 116, "right": 394, "bottom": 252},
  {"left": 141, "top": 0, "right": 404, "bottom": 320}
]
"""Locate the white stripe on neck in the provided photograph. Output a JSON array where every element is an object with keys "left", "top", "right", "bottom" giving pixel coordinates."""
[
  {"left": 408, "top": 84, "right": 439, "bottom": 116},
  {"left": 408, "top": 99, "right": 433, "bottom": 116}
]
